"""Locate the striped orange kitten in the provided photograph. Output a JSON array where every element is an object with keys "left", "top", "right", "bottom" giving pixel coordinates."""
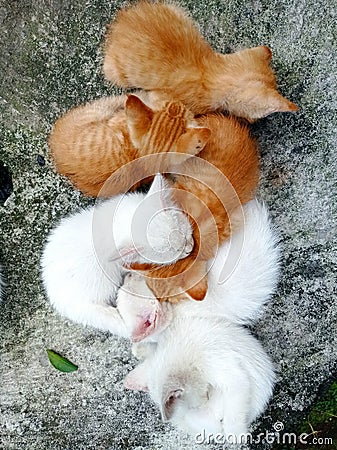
[
  {"left": 49, "top": 94, "right": 210, "bottom": 196},
  {"left": 103, "top": 1, "right": 297, "bottom": 121}
]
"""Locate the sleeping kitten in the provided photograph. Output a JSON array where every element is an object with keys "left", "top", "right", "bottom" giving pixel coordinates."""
[
  {"left": 103, "top": 1, "right": 297, "bottom": 121},
  {"left": 122, "top": 200, "right": 279, "bottom": 440},
  {"left": 41, "top": 174, "right": 193, "bottom": 334},
  {"left": 117, "top": 199, "right": 280, "bottom": 341},
  {"left": 125, "top": 317, "right": 275, "bottom": 442},
  {"left": 49, "top": 93, "right": 210, "bottom": 197}
]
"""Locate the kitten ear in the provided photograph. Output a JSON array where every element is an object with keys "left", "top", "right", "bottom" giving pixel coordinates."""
[
  {"left": 124, "top": 364, "right": 149, "bottom": 392},
  {"left": 244, "top": 45, "right": 272, "bottom": 62},
  {"left": 185, "top": 276, "right": 208, "bottom": 301},
  {"left": 161, "top": 388, "right": 184, "bottom": 421},
  {"left": 265, "top": 90, "right": 298, "bottom": 114},
  {"left": 176, "top": 127, "right": 211, "bottom": 156},
  {"left": 125, "top": 94, "right": 154, "bottom": 132},
  {"left": 146, "top": 173, "right": 171, "bottom": 209},
  {"left": 147, "top": 173, "right": 170, "bottom": 194},
  {"left": 131, "top": 306, "right": 158, "bottom": 343},
  {"left": 125, "top": 261, "right": 154, "bottom": 270},
  {"left": 247, "top": 88, "right": 298, "bottom": 120},
  {"left": 184, "top": 261, "right": 208, "bottom": 301}
]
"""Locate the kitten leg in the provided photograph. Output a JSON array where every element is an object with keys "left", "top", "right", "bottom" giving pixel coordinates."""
[
  {"left": 220, "top": 368, "right": 251, "bottom": 443},
  {"left": 50, "top": 298, "right": 130, "bottom": 338}
]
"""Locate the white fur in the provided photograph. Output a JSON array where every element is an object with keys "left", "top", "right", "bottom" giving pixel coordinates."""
[
  {"left": 41, "top": 174, "right": 193, "bottom": 334},
  {"left": 122, "top": 199, "right": 280, "bottom": 439},
  {"left": 125, "top": 318, "right": 275, "bottom": 441}
]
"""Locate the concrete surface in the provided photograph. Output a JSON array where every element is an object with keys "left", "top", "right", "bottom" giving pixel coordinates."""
[{"left": 0, "top": 0, "right": 336, "bottom": 449}]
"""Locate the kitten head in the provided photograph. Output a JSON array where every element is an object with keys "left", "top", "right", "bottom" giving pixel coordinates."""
[
  {"left": 159, "top": 369, "right": 210, "bottom": 423},
  {"left": 125, "top": 360, "right": 212, "bottom": 425},
  {"left": 214, "top": 46, "right": 298, "bottom": 121},
  {"left": 125, "top": 94, "right": 211, "bottom": 157},
  {"left": 116, "top": 272, "right": 172, "bottom": 342},
  {"left": 120, "top": 174, "right": 194, "bottom": 266}
]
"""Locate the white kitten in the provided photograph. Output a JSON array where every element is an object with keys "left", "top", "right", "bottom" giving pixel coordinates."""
[
  {"left": 41, "top": 174, "right": 193, "bottom": 335},
  {"left": 125, "top": 318, "right": 275, "bottom": 442},
  {"left": 122, "top": 199, "right": 279, "bottom": 440},
  {"left": 117, "top": 199, "right": 280, "bottom": 341}
]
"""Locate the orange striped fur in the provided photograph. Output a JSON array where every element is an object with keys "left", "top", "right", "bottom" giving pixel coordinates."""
[
  {"left": 103, "top": 1, "right": 298, "bottom": 121},
  {"left": 49, "top": 94, "right": 210, "bottom": 196}
]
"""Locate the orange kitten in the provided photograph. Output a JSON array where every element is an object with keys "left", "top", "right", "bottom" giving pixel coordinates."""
[
  {"left": 103, "top": 1, "right": 298, "bottom": 121},
  {"left": 125, "top": 100, "right": 259, "bottom": 302},
  {"left": 49, "top": 94, "right": 210, "bottom": 196}
]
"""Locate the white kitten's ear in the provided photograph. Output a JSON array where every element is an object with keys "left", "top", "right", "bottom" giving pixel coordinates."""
[
  {"left": 125, "top": 94, "right": 153, "bottom": 133},
  {"left": 124, "top": 364, "right": 149, "bottom": 392},
  {"left": 176, "top": 127, "right": 211, "bottom": 156},
  {"left": 131, "top": 305, "right": 158, "bottom": 343},
  {"left": 161, "top": 387, "right": 184, "bottom": 421},
  {"left": 146, "top": 173, "right": 172, "bottom": 209},
  {"left": 147, "top": 173, "right": 168, "bottom": 196}
]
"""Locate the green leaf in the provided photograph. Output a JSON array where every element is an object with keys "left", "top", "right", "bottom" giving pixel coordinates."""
[{"left": 46, "top": 349, "right": 78, "bottom": 373}]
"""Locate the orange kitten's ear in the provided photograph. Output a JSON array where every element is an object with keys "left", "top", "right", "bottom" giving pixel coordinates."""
[
  {"left": 235, "top": 45, "right": 272, "bottom": 62},
  {"left": 185, "top": 276, "right": 208, "bottom": 301},
  {"left": 184, "top": 261, "right": 208, "bottom": 301},
  {"left": 252, "top": 45, "right": 273, "bottom": 61},
  {"left": 176, "top": 127, "right": 211, "bottom": 156},
  {"left": 262, "top": 90, "right": 298, "bottom": 116},
  {"left": 125, "top": 95, "right": 153, "bottom": 132},
  {"left": 245, "top": 88, "right": 298, "bottom": 120}
]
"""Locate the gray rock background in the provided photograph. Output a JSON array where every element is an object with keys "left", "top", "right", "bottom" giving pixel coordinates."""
[{"left": 0, "top": 0, "right": 336, "bottom": 449}]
